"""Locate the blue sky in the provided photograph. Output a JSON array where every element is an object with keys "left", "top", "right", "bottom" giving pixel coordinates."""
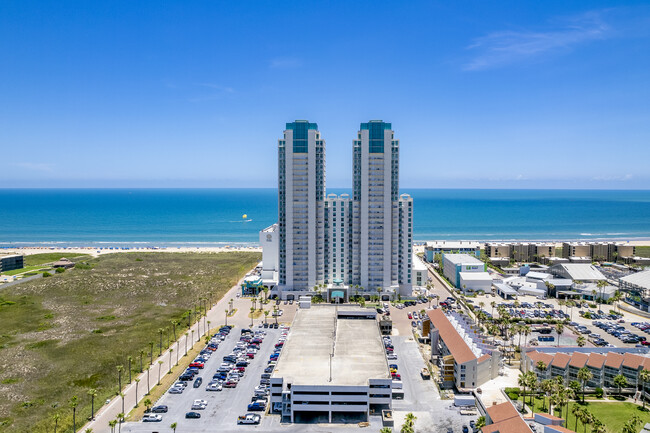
[{"left": 1, "top": 1, "right": 649, "bottom": 189}]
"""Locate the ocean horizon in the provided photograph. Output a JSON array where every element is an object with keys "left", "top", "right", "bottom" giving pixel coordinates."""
[{"left": 1, "top": 188, "right": 650, "bottom": 247}]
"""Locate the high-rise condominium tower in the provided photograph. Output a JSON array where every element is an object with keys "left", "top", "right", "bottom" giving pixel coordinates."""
[
  {"left": 269, "top": 120, "right": 412, "bottom": 300},
  {"left": 277, "top": 121, "right": 325, "bottom": 291},
  {"left": 351, "top": 121, "right": 412, "bottom": 294}
]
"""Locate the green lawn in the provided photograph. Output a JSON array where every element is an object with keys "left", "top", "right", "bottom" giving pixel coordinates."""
[
  {"left": 0, "top": 251, "right": 260, "bottom": 433},
  {"left": 23, "top": 253, "right": 92, "bottom": 266},
  {"left": 527, "top": 396, "right": 650, "bottom": 433}
]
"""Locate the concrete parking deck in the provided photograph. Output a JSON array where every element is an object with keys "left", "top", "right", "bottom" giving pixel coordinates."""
[{"left": 272, "top": 306, "right": 390, "bottom": 386}]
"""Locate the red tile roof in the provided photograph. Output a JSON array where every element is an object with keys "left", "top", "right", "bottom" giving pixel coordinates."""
[
  {"left": 551, "top": 353, "right": 571, "bottom": 369},
  {"left": 604, "top": 352, "right": 624, "bottom": 369},
  {"left": 622, "top": 352, "right": 645, "bottom": 369},
  {"left": 527, "top": 350, "right": 554, "bottom": 367},
  {"left": 487, "top": 401, "right": 519, "bottom": 423},
  {"left": 426, "top": 309, "right": 477, "bottom": 364},
  {"left": 587, "top": 353, "right": 606, "bottom": 368},
  {"left": 569, "top": 352, "right": 589, "bottom": 368},
  {"left": 477, "top": 354, "right": 491, "bottom": 363},
  {"left": 481, "top": 416, "right": 532, "bottom": 433}
]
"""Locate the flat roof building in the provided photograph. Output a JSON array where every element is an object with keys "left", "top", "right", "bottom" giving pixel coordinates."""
[
  {"left": 549, "top": 263, "right": 606, "bottom": 282},
  {"left": 0, "top": 254, "right": 24, "bottom": 273},
  {"left": 270, "top": 306, "right": 391, "bottom": 423},
  {"left": 442, "top": 254, "right": 489, "bottom": 293},
  {"left": 425, "top": 241, "right": 481, "bottom": 262}
]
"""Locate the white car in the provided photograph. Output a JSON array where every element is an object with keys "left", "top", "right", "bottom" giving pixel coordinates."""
[
  {"left": 206, "top": 382, "right": 222, "bottom": 391},
  {"left": 169, "top": 387, "right": 183, "bottom": 394},
  {"left": 387, "top": 354, "right": 398, "bottom": 360},
  {"left": 193, "top": 399, "right": 208, "bottom": 405},
  {"left": 191, "top": 403, "right": 207, "bottom": 410},
  {"left": 237, "top": 413, "right": 261, "bottom": 424},
  {"left": 142, "top": 414, "right": 162, "bottom": 422}
]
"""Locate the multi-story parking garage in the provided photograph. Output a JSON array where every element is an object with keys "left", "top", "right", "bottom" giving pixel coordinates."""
[{"left": 270, "top": 306, "right": 391, "bottom": 423}]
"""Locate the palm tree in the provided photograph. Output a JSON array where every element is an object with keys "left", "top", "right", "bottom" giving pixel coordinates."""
[
  {"left": 70, "top": 395, "right": 79, "bottom": 433},
  {"left": 379, "top": 428, "right": 392, "bottom": 433},
  {"left": 116, "top": 412, "right": 124, "bottom": 433},
  {"left": 171, "top": 422, "right": 178, "bottom": 432},
  {"left": 525, "top": 371, "right": 537, "bottom": 415},
  {"left": 168, "top": 348, "right": 173, "bottom": 374},
  {"left": 475, "top": 416, "right": 486, "bottom": 430},
  {"left": 614, "top": 374, "right": 629, "bottom": 396},
  {"left": 146, "top": 366, "right": 151, "bottom": 394},
  {"left": 87, "top": 388, "right": 97, "bottom": 420},
  {"left": 579, "top": 409, "right": 593, "bottom": 433},
  {"left": 596, "top": 279, "right": 607, "bottom": 308},
  {"left": 185, "top": 332, "right": 189, "bottom": 355},
  {"left": 85, "top": 429, "right": 93, "bottom": 433},
  {"left": 120, "top": 392, "right": 125, "bottom": 417},
  {"left": 157, "top": 360, "right": 163, "bottom": 385},
  {"left": 143, "top": 398, "right": 152, "bottom": 412},
  {"left": 149, "top": 341, "right": 154, "bottom": 365},
  {"left": 577, "top": 367, "right": 593, "bottom": 403},
  {"left": 556, "top": 323, "right": 564, "bottom": 347},
  {"left": 274, "top": 305, "right": 279, "bottom": 325},
  {"left": 571, "top": 405, "right": 582, "bottom": 431},
  {"left": 264, "top": 309, "right": 269, "bottom": 324},
  {"left": 640, "top": 369, "right": 650, "bottom": 409},
  {"left": 52, "top": 413, "right": 60, "bottom": 433},
  {"left": 518, "top": 373, "right": 529, "bottom": 411},
  {"left": 158, "top": 328, "right": 164, "bottom": 355},
  {"left": 116, "top": 365, "right": 123, "bottom": 392},
  {"left": 134, "top": 378, "right": 140, "bottom": 405},
  {"left": 250, "top": 306, "right": 255, "bottom": 327},
  {"left": 612, "top": 290, "right": 623, "bottom": 313},
  {"left": 490, "top": 301, "right": 496, "bottom": 317},
  {"left": 225, "top": 309, "right": 229, "bottom": 327},
  {"left": 171, "top": 319, "right": 177, "bottom": 341},
  {"left": 108, "top": 420, "right": 117, "bottom": 433},
  {"left": 577, "top": 336, "right": 586, "bottom": 347},
  {"left": 540, "top": 378, "right": 553, "bottom": 412},
  {"left": 139, "top": 349, "right": 145, "bottom": 372},
  {"left": 592, "top": 419, "right": 606, "bottom": 433}
]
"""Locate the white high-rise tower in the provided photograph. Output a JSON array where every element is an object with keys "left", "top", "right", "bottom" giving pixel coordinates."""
[{"left": 277, "top": 121, "right": 325, "bottom": 293}]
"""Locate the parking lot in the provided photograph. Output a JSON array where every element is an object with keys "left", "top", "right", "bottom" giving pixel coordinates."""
[{"left": 122, "top": 324, "right": 283, "bottom": 433}]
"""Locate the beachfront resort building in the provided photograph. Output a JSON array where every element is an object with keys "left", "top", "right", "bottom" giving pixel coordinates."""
[
  {"left": 0, "top": 254, "right": 24, "bottom": 273},
  {"left": 561, "top": 241, "right": 635, "bottom": 262},
  {"left": 424, "top": 241, "right": 481, "bottom": 263},
  {"left": 261, "top": 120, "right": 412, "bottom": 301},
  {"left": 484, "top": 242, "right": 556, "bottom": 263}
]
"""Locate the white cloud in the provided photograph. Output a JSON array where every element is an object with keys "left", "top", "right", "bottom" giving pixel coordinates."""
[{"left": 464, "top": 11, "right": 609, "bottom": 71}]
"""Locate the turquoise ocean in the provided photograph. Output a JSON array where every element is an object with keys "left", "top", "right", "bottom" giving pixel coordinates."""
[{"left": 1, "top": 189, "right": 649, "bottom": 247}]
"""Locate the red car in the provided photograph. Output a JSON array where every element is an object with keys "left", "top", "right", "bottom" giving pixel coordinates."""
[
  {"left": 407, "top": 313, "right": 412, "bottom": 319},
  {"left": 223, "top": 381, "right": 238, "bottom": 388},
  {"left": 391, "top": 373, "right": 401, "bottom": 380},
  {"left": 234, "top": 366, "right": 246, "bottom": 372},
  {"left": 189, "top": 361, "right": 204, "bottom": 368},
  {"left": 246, "top": 353, "right": 255, "bottom": 359}
]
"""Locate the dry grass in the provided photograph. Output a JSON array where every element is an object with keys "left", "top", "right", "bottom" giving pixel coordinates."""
[{"left": 0, "top": 251, "right": 260, "bottom": 433}]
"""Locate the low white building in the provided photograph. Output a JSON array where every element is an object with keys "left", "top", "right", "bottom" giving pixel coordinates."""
[
  {"left": 412, "top": 253, "right": 428, "bottom": 289},
  {"left": 442, "top": 254, "right": 489, "bottom": 293}
]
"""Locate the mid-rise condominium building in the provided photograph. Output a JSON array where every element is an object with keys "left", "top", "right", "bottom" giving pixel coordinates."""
[{"left": 264, "top": 120, "right": 412, "bottom": 300}]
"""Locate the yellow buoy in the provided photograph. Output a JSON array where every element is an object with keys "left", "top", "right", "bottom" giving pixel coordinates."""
[{"left": 242, "top": 214, "right": 247, "bottom": 219}]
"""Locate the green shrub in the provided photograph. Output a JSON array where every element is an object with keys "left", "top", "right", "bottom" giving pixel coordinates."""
[
  {"left": 55, "top": 267, "right": 65, "bottom": 274},
  {"left": 505, "top": 387, "right": 521, "bottom": 395},
  {"left": 508, "top": 392, "right": 519, "bottom": 400},
  {"left": 595, "top": 387, "right": 604, "bottom": 398},
  {"left": 42, "top": 272, "right": 52, "bottom": 278}
]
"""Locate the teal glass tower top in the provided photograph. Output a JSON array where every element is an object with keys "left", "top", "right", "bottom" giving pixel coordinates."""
[
  {"left": 360, "top": 120, "right": 391, "bottom": 153},
  {"left": 286, "top": 120, "right": 318, "bottom": 153}
]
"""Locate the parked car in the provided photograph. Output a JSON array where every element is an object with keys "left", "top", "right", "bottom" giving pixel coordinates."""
[
  {"left": 185, "top": 411, "right": 201, "bottom": 419},
  {"left": 237, "top": 413, "right": 261, "bottom": 424},
  {"left": 206, "top": 382, "right": 222, "bottom": 391},
  {"left": 142, "top": 414, "right": 162, "bottom": 422},
  {"left": 193, "top": 377, "right": 203, "bottom": 388},
  {"left": 248, "top": 401, "right": 266, "bottom": 411},
  {"left": 151, "top": 405, "right": 168, "bottom": 413}
]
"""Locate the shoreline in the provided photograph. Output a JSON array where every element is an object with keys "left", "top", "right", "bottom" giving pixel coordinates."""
[{"left": 1, "top": 239, "right": 649, "bottom": 258}]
